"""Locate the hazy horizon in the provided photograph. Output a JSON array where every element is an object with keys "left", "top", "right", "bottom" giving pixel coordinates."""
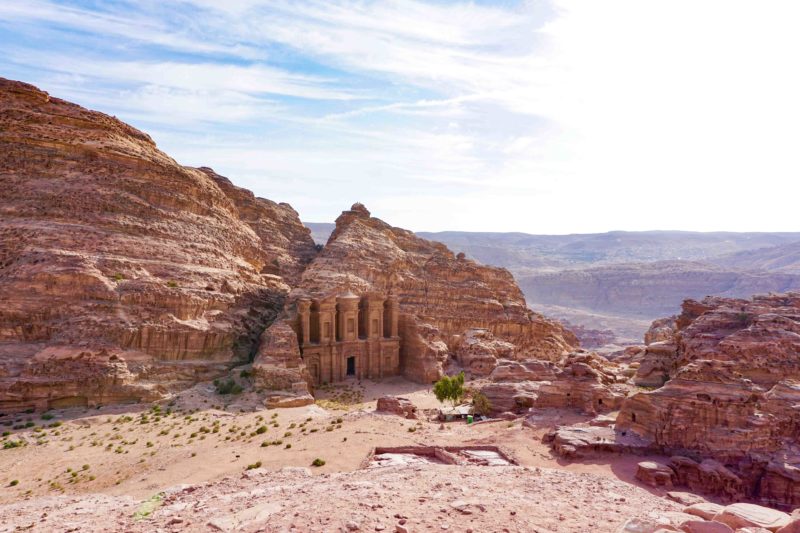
[{"left": 2, "top": 1, "right": 799, "bottom": 234}]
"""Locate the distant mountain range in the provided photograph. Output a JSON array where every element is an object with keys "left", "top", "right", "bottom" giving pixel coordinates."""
[{"left": 304, "top": 223, "right": 800, "bottom": 345}]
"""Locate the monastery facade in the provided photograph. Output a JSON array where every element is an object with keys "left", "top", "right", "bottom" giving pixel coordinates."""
[{"left": 296, "top": 291, "right": 401, "bottom": 385}]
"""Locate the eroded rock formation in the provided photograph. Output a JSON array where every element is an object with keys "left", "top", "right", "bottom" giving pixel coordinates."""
[
  {"left": 253, "top": 202, "right": 578, "bottom": 389},
  {"left": 482, "top": 351, "right": 630, "bottom": 415},
  {"left": 0, "top": 79, "right": 317, "bottom": 411},
  {"left": 617, "top": 293, "right": 800, "bottom": 508}
]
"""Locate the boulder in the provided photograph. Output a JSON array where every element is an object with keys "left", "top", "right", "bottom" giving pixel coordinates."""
[
  {"left": 264, "top": 393, "right": 315, "bottom": 408},
  {"left": 681, "top": 521, "right": 733, "bottom": 533},
  {"left": 636, "top": 461, "right": 677, "bottom": 488},
  {"left": 684, "top": 503, "right": 725, "bottom": 521},
  {"left": 777, "top": 519, "right": 800, "bottom": 533},
  {"left": 713, "top": 503, "right": 791, "bottom": 532},
  {"left": 375, "top": 396, "right": 418, "bottom": 419},
  {"left": 667, "top": 492, "right": 708, "bottom": 506}
]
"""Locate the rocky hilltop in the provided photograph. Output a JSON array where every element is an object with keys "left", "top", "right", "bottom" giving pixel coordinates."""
[
  {"left": 0, "top": 78, "right": 576, "bottom": 411},
  {"left": 549, "top": 292, "right": 800, "bottom": 509},
  {"left": 255, "top": 203, "right": 577, "bottom": 388},
  {"left": 0, "top": 78, "right": 317, "bottom": 411},
  {"left": 617, "top": 292, "right": 800, "bottom": 508}
]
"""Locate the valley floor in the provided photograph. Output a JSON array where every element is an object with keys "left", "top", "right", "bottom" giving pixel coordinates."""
[{"left": 0, "top": 377, "right": 682, "bottom": 532}]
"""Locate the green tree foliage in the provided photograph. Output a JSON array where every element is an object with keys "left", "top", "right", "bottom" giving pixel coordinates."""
[
  {"left": 471, "top": 391, "right": 492, "bottom": 416},
  {"left": 433, "top": 372, "right": 465, "bottom": 407}
]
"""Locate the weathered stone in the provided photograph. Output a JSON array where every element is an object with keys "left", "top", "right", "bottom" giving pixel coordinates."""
[
  {"left": 667, "top": 492, "right": 708, "bottom": 506},
  {"left": 684, "top": 503, "right": 725, "bottom": 520},
  {"left": 636, "top": 461, "right": 677, "bottom": 488},
  {"left": 376, "top": 396, "right": 418, "bottom": 419},
  {"left": 292, "top": 203, "right": 578, "bottom": 385},
  {"left": 616, "top": 293, "right": 800, "bottom": 508},
  {"left": 777, "top": 518, "right": 800, "bottom": 533},
  {"left": 713, "top": 503, "right": 791, "bottom": 532},
  {"left": 681, "top": 520, "right": 733, "bottom": 533},
  {"left": 0, "top": 78, "right": 316, "bottom": 412}
]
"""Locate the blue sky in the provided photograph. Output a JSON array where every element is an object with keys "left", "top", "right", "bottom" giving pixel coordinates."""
[{"left": 2, "top": 1, "right": 799, "bottom": 233}]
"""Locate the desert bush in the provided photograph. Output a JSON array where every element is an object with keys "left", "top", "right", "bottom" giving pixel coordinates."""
[
  {"left": 472, "top": 391, "right": 492, "bottom": 416},
  {"left": 215, "top": 379, "right": 243, "bottom": 395},
  {"left": 433, "top": 372, "right": 465, "bottom": 407},
  {"left": 311, "top": 458, "right": 325, "bottom": 467}
]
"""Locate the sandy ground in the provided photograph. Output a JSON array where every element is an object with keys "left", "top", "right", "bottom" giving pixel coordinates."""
[{"left": 0, "top": 376, "right": 681, "bottom": 529}]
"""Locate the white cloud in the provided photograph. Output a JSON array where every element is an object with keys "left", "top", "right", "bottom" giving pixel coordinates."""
[{"left": 2, "top": 0, "right": 799, "bottom": 233}]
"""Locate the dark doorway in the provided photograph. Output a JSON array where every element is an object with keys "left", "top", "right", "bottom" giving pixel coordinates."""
[{"left": 346, "top": 356, "right": 356, "bottom": 376}]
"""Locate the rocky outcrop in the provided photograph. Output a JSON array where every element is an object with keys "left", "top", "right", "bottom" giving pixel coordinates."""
[
  {"left": 0, "top": 78, "right": 317, "bottom": 411},
  {"left": 615, "top": 293, "right": 800, "bottom": 508},
  {"left": 482, "top": 351, "right": 630, "bottom": 415},
  {"left": 251, "top": 322, "right": 312, "bottom": 393},
  {"left": 635, "top": 461, "right": 677, "bottom": 488},
  {"left": 453, "top": 329, "right": 515, "bottom": 377},
  {"left": 288, "top": 203, "right": 578, "bottom": 384},
  {"left": 375, "top": 396, "right": 418, "bottom": 419}
]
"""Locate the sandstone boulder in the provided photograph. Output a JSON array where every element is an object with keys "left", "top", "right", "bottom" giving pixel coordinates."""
[
  {"left": 376, "top": 396, "right": 417, "bottom": 419},
  {"left": 713, "top": 503, "right": 791, "bottom": 532},
  {"left": 684, "top": 503, "right": 726, "bottom": 521},
  {"left": 636, "top": 461, "right": 677, "bottom": 488},
  {"left": 777, "top": 518, "right": 800, "bottom": 533},
  {"left": 681, "top": 521, "right": 733, "bottom": 533}
]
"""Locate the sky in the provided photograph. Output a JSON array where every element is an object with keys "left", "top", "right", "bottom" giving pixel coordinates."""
[{"left": 1, "top": 0, "right": 799, "bottom": 234}]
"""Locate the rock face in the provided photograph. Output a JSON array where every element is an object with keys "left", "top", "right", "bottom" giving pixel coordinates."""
[
  {"left": 616, "top": 293, "right": 800, "bottom": 508},
  {"left": 269, "top": 203, "right": 578, "bottom": 386},
  {"left": 0, "top": 79, "right": 317, "bottom": 411},
  {"left": 482, "top": 351, "right": 630, "bottom": 415}
]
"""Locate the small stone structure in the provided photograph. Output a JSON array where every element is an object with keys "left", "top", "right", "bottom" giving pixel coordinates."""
[
  {"left": 296, "top": 291, "right": 401, "bottom": 385},
  {"left": 363, "top": 445, "right": 517, "bottom": 468}
]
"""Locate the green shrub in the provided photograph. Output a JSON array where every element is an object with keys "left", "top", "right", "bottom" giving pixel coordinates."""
[
  {"left": 41, "top": 413, "right": 55, "bottom": 421},
  {"left": 246, "top": 461, "right": 262, "bottom": 470},
  {"left": 167, "top": 280, "right": 178, "bottom": 288},
  {"left": 433, "top": 372, "right": 465, "bottom": 407},
  {"left": 311, "top": 458, "right": 325, "bottom": 467},
  {"left": 9, "top": 480, "right": 19, "bottom": 487},
  {"left": 472, "top": 391, "right": 492, "bottom": 416},
  {"left": 215, "top": 379, "right": 243, "bottom": 395},
  {"left": 255, "top": 426, "right": 267, "bottom": 435},
  {"left": 113, "top": 273, "right": 124, "bottom": 281},
  {"left": 3, "top": 441, "right": 23, "bottom": 449}
]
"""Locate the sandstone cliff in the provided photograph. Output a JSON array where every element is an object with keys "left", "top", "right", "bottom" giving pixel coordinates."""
[
  {"left": 0, "top": 78, "right": 317, "bottom": 411},
  {"left": 255, "top": 203, "right": 577, "bottom": 385},
  {"left": 617, "top": 293, "right": 800, "bottom": 508}
]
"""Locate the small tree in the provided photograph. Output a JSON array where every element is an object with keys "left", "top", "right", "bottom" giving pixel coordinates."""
[
  {"left": 433, "top": 372, "right": 465, "bottom": 407},
  {"left": 472, "top": 391, "right": 492, "bottom": 416}
]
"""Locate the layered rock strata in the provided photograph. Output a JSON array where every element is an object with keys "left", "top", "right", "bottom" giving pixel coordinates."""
[
  {"left": 0, "top": 79, "right": 317, "bottom": 411},
  {"left": 253, "top": 202, "right": 579, "bottom": 389},
  {"left": 482, "top": 351, "right": 631, "bottom": 415},
  {"left": 550, "top": 293, "right": 800, "bottom": 509}
]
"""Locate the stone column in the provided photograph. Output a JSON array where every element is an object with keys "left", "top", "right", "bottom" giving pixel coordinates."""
[
  {"left": 364, "top": 294, "right": 384, "bottom": 339},
  {"left": 319, "top": 300, "right": 335, "bottom": 344},
  {"left": 336, "top": 292, "right": 360, "bottom": 342},
  {"left": 297, "top": 298, "right": 311, "bottom": 345},
  {"left": 387, "top": 295, "right": 399, "bottom": 337}
]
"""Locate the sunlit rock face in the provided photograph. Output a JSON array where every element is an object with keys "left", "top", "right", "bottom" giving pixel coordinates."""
[
  {"left": 283, "top": 202, "right": 578, "bottom": 384},
  {"left": 617, "top": 292, "right": 800, "bottom": 508},
  {"left": 0, "top": 78, "right": 317, "bottom": 411}
]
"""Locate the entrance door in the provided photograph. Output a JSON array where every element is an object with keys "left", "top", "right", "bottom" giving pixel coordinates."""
[{"left": 346, "top": 356, "right": 356, "bottom": 376}]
